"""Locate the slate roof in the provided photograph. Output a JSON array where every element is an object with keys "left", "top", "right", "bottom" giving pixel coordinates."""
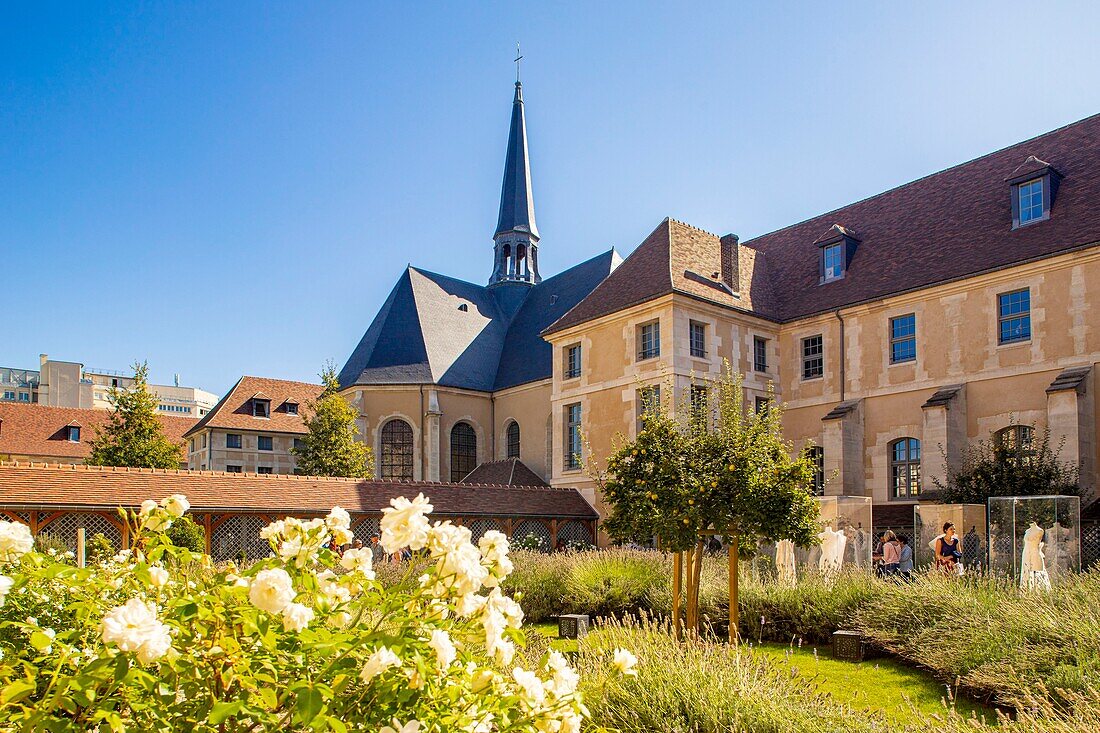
[
  {"left": 495, "top": 82, "right": 539, "bottom": 240},
  {"left": 1046, "top": 366, "right": 1092, "bottom": 394},
  {"left": 0, "top": 462, "right": 598, "bottom": 518},
  {"left": 548, "top": 114, "right": 1100, "bottom": 331},
  {"left": 184, "top": 376, "right": 322, "bottom": 438},
  {"left": 0, "top": 403, "right": 194, "bottom": 462},
  {"left": 743, "top": 112, "right": 1100, "bottom": 321},
  {"left": 339, "top": 250, "right": 620, "bottom": 393},
  {"left": 459, "top": 459, "right": 549, "bottom": 487}
]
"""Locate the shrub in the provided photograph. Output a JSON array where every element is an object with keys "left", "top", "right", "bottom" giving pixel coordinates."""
[
  {"left": 85, "top": 532, "right": 115, "bottom": 566},
  {"left": 164, "top": 514, "right": 205, "bottom": 553},
  {"left": 0, "top": 494, "right": 607, "bottom": 731}
]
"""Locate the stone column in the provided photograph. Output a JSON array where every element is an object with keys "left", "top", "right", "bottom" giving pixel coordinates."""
[
  {"left": 425, "top": 389, "right": 442, "bottom": 482},
  {"left": 821, "top": 399, "right": 863, "bottom": 496},
  {"left": 1046, "top": 366, "right": 1094, "bottom": 504},
  {"left": 920, "top": 385, "right": 966, "bottom": 494}
]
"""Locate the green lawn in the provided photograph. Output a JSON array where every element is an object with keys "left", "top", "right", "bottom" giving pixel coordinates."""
[
  {"left": 527, "top": 624, "right": 1000, "bottom": 727},
  {"left": 751, "top": 642, "right": 999, "bottom": 726}
]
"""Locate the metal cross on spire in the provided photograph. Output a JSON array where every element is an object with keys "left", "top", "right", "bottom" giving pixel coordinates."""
[{"left": 514, "top": 42, "right": 523, "bottom": 83}]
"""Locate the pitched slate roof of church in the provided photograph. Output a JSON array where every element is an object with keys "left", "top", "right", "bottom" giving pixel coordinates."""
[
  {"left": 338, "top": 250, "right": 620, "bottom": 392},
  {"left": 0, "top": 462, "right": 597, "bottom": 518},
  {"left": 546, "top": 113, "right": 1100, "bottom": 330}
]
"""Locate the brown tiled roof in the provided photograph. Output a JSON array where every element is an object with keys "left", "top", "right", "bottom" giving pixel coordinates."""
[
  {"left": 0, "top": 462, "right": 598, "bottom": 518},
  {"left": 0, "top": 403, "right": 193, "bottom": 461},
  {"left": 544, "top": 219, "right": 776, "bottom": 334},
  {"left": 185, "top": 376, "right": 322, "bottom": 438},
  {"left": 743, "top": 113, "right": 1100, "bottom": 321},
  {"left": 460, "top": 459, "right": 549, "bottom": 487}
]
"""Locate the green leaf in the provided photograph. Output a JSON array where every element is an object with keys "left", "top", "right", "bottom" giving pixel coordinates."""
[
  {"left": 326, "top": 716, "right": 349, "bottom": 733},
  {"left": 296, "top": 685, "right": 324, "bottom": 724},
  {"left": 209, "top": 700, "right": 243, "bottom": 724},
  {"left": 29, "top": 631, "right": 54, "bottom": 651},
  {"left": 1, "top": 679, "right": 37, "bottom": 704}
]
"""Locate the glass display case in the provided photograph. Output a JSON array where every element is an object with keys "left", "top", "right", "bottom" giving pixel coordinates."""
[
  {"left": 987, "top": 495, "right": 1080, "bottom": 587},
  {"left": 913, "top": 504, "right": 987, "bottom": 571},
  {"left": 797, "top": 495, "right": 874, "bottom": 572}
]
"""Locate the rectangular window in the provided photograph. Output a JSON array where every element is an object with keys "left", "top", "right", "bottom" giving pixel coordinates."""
[
  {"left": 690, "top": 385, "right": 708, "bottom": 423},
  {"left": 564, "top": 403, "right": 582, "bottom": 470},
  {"left": 18, "top": 392, "right": 30, "bottom": 402},
  {"left": 998, "top": 289, "right": 1031, "bottom": 344},
  {"left": 822, "top": 243, "right": 844, "bottom": 281},
  {"left": 808, "top": 446, "right": 825, "bottom": 496},
  {"left": 253, "top": 399, "right": 270, "bottom": 418},
  {"left": 226, "top": 465, "right": 242, "bottom": 473},
  {"left": 564, "top": 344, "right": 582, "bottom": 379},
  {"left": 1, "top": 391, "right": 14, "bottom": 400},
  {"left": 226, "top": 433, "right": 242, "bottom": 449},
  {"left": 67, "top": 426, "right": 81, "bottom": 442},
  {"left": 801, "top": 335, "right": 824, "bottom": 380},
  {"left": 293, "top": 438, "right": 304, "bottom": 450},
  {"left": 689, "top": 321, "right": 707, "bottom": 358},
  {"left": 637, "top": 321, "right": 661, "bottom": 361},
  {"left": 202, "top": 434, "right": 207, "bottom": 449},
  {"left": 754, "top": 396, "right": 770, "bottom": 414},
  {"left": 753, "top": 336, "right": 768, "bottom": 372},
  {"left": 258, "top": 435, "right": 273, "bottom": 451},
  {"left": 257, "top": 466, "right": 273, "bottom": 474},
  {"left": 889, "top": 314, "right": 917, "bottom": 363},
  {"left": 189, "top": 439, "right": 195, "bottom": 452},
  {"left": 636, "top": 386, "right": 661, "bottom": 433},
  {"left": 1018, "top": 178, "right": 1045, "bottom": 224},
  {"left": 285, "top": 402, "right": 298, "bottom": 415}
]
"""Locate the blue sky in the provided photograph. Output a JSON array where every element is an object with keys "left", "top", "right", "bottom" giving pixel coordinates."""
[{"left": 3, "top": 2, "right": 1100, "bottom": 396}]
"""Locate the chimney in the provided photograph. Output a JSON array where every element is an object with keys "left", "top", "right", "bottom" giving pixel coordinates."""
[{"left": 719, "top": 234, "right": 739, "bottom": 291}]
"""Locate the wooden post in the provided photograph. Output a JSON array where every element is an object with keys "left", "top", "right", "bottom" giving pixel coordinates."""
[
  {"left": 691, "top": 539, "right": 704, "bottom": 633},
  {"left": 76, "top": 528, "right": 86, "bottom": 569},
  {"left": 728, "top": 534, "right": 739, "bottom": 645},
  {"left": 672, "top": 551, "right": 683, "bottom": 641}
]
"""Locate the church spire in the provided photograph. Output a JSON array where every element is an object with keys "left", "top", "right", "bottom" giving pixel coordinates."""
[{"left": 490, "top": 63, "right": 541, "bottom": 286}]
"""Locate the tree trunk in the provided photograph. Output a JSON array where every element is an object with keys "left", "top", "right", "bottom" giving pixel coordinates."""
[
  {"left": 672, "top": 550, "right": 683, "bottom": 641},
  {"left": 728, "top": 534, "right": 740, "bottom": 645},
  {"left": 691, "top": 539, "right": 704, "bottom": 633}
]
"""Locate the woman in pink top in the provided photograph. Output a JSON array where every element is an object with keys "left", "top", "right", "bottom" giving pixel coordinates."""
[{"left": 881, "top": 530, "right": 901, "bottom": 575}]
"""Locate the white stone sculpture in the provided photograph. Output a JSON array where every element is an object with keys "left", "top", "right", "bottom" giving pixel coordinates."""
[
  {"left": 1020, "top": 521, "right": 1052, "bottom": 591},
  {"left": 776, "top": 539, "right": 797, "bottom": 585},
  {"left": 818, "top": 525, "right": 847, "bottom": 575}
]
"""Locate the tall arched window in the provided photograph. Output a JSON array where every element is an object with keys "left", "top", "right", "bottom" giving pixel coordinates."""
[
  {"left": 450, "top": 422, "right": 478, "bottom": 482},
  {"left": 505, "top": 420, "right": 521, "bottom": 459},
  {"left": 890, "top": 437, "right": 921, "bottom": 499},
  {"left": 379, "top": 419, "right": 414, "bottom": 481},
  {"left": 805, "top": 446, "right": 825, "bottom": 496},
  {"left": 994, "top": 425, "right": 1034, "bottom": 464}
]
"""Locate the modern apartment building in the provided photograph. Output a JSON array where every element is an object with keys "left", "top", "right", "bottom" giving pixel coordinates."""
[{"left": 1, "top": 355, "right": 218, "bottom": 418}]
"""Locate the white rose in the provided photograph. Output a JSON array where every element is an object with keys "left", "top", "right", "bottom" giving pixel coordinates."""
[
  {"left": 360, "top": 646, "right": 401, "bottom": 682},
  {"left": 0, "top": 575, "right": 13, "bottom": 607},
  {"left": 0, "top": 521, "right": 34, "bottom": 563},
  {"left": 138, "top": 500, "right": 158, "bottom": 517},
  {"left": 281, "top": 602, "right": 314, "bottom": 632},
  {"left": 544, "top": 651, "right": 579, "bottom": 698},
  {"left": 428, "top": 629, "right": 456, "bottom": 671},
  {"left": 325, "top": 507, "right": 351, "bottom": 531},
  {"left": 511, "top": 667, "right": 545, "bottom": 706},
  {"left": 101, "top": 598, "right": 172, "bottom": 664},
  {"left": 148, "top": 566, "right": 169, "bottom": 588},
  {"left": 259, "top": 519, "right": 285, "bottom": 542},
  {"left": 339, "top": 548, "right": 375, "bottom": 579},
  {"left": 248, "top": 568, "right": 295, "bottom": 614},
  {"left": 380, "top": 494, "right": 433, "bottom": 554},
  {"left": 160, "top": 494, "right": 190, "bottom": 518},
  {"left": 380, "top": 719, "right": 420, "bottom": 733},
  {"left": 612, "top": 648, "right": 638, "bottom": 676}
]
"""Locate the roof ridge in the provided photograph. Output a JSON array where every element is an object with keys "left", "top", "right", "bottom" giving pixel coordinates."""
[
  {"left": 742, "top": 110, "right": 1100, "bottom": 247},
  {"left": 666, "top": 217, "right": 720, "bottom": 238}
]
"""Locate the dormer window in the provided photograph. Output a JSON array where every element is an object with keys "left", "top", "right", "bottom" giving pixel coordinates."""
[
  {"left": 253, "top": 398, "right": 270, "bottom": 418},
  {"left": 1007, "top": 155, "right": 1060, "bottom": 229},
  {"left": 814, "top": 224, "right": 859, "bottom": 284},
  {"left": 67, "top": 425, "right": 81, "bottom": 442},
  {"left": 284, "top": 401, "right": 298, "bottom": 415}
]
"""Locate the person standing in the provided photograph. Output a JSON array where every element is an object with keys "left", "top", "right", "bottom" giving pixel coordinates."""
[
  {"left": 880, "top": 530, "right": 901, "bottom": 575},
  {"left": 935, "top": 522, "right": 963, "bottom": 574},
  {"left": 897, "top": 534, "right": 914, "bottom": 580}
]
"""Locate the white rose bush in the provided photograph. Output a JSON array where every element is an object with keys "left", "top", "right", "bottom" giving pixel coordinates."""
[{"left": 0, "top": 493, "right": 617, "bottom": 731}]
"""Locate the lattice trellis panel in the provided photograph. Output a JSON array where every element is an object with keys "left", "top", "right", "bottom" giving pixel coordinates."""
[
  {"left": 465, "top": 518, "right": 504, "bottom": 544},
  {"left": 1083, "top": 523, "right": 1100, "bottom": 569},
  {"left": 352, "top": 516, "right": 381, "bottom": 543},
  {"left": 211, "top": 515, "right": 272, "bottom": 563},
  {"left": 0, "top": 511, "right": 31, "bottom": 526},
  {"left": 511, "top": 519, "right": 552, "bottom": 551},
  {"left": 37, "top": 513, "right": 123, "bottom": 553},
  {"left": 556, "top": 520, "right": 594, "bottom": 548}
]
